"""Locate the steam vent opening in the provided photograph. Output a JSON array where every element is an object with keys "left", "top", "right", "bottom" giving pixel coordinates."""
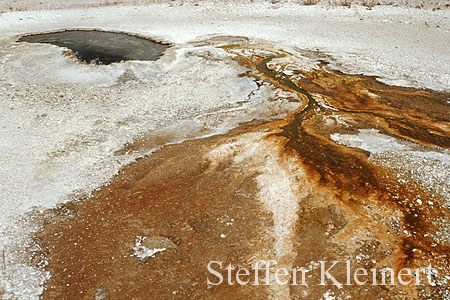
[{"left": 17, "top": 30, "right": 170, "bottom": 65}]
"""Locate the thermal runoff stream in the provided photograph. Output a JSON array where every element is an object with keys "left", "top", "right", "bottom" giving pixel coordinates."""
[{"left": 28, "top": 41, "right": 450, "bottom": 300}]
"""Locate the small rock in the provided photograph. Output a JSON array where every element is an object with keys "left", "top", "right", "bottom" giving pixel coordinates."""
[{"left": 95, "top": 285, "right": 109, "bottom": 300}]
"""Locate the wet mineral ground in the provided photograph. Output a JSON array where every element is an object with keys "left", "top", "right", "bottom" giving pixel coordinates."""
[{"left": 10, "top": 40, "right": 450, "bottom": 299}]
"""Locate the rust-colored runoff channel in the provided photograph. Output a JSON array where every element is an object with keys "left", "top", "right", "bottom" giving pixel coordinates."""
[{"left": 32, "top": 43, "right": 450, "bottom": 300}]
